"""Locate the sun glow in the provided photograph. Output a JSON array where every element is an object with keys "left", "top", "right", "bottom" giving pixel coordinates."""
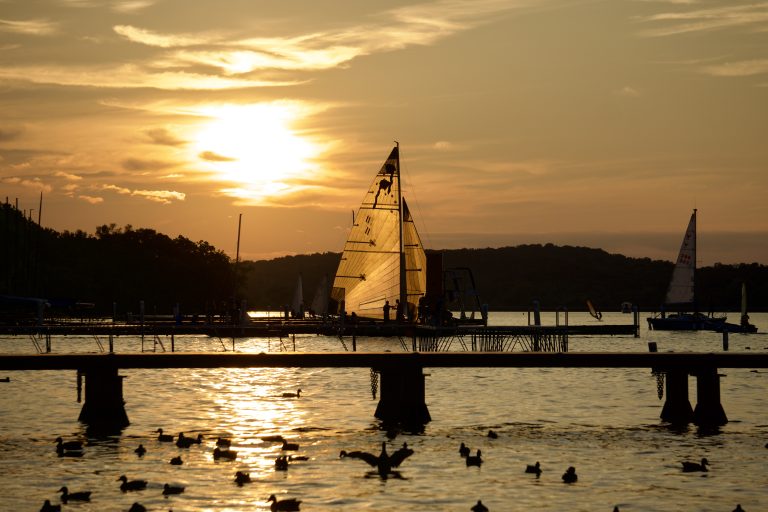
[{"left": 191, "top": 102, "right": 321, "bottom": 202}]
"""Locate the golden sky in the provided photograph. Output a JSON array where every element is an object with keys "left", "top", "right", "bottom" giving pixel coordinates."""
[{"left": 1, "top": 0, "right": 767, "bottom": 265}]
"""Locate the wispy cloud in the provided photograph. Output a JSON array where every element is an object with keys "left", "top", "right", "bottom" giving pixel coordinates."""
[
  {"left": 199, "top": 151, "right": 236, "bottom": 162},
  {"left": 144, "top": 128, "right": 187, "bottom": 147},
  {"left": 0, "top": 18, "right": 58, "bottom": 36},
  {"left": 54, "top": 171, "right": 83, "bottom": 180},
  {"left": 121, "top": 157, "right": 176, "bottom": 172},
  {"left": 78, "top": 194, "right": 104, "bottom": 204},
  {"left": 614, "top": 85, "right": 641, "bottom": 97},
  {"left": 637, "top": 3, "right": 768, "bottom": 37},
  {"left": 0, "top": 126, "right": 24, "bottom": 142},
  {"left": 702, "top": 58, "right": 768, "bottom": 76},
  {"left": 101, "top": 183, "right": 186, "bottom": 204}
]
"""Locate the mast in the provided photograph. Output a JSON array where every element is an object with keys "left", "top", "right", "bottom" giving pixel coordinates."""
[{"left": 396, "top": 141, "right": 407, "bottom": 317}]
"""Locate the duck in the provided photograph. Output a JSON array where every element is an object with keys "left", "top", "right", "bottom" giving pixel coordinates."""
[
  {"left": 459, "top": 442, "right": 470, "bottom": 457},
  {"left": 58, "top": 486, "right": 91, "bottom": 503},
  {"left": 55, "top": 437, "right": 83, "bottom": 455},
  {"left": 681, "top": 457, "right": 709, "bottom": 472},
  {"left": 282, "top": 388, "right": 302, "bottom": 398},
  {"left": 162, "top": 483, "right": 185, "bottom": 495},
  {"left": 176, "top": 432, "right": 203, "bottom": 448},
  {"left": 525, "top": 461, "right": 542, "bottom": 476},
  {"left": 487, "top": 430, "right": 498, "bottom": 439},
  {"left": 170, "top": 455, "right": 183, "bottom": 465},
  {"left": 117, "top": 475, "right": 148, "bottom": 492},
  {"left": 471, "top": 500, "right": 489, "bottom": 512},
  {"left": 733, "top": 505, "right": 745, "bottom": 512},
  {"left": 281, "top": 439, "right": 299, "bottom": 451},
  {"left": 339, "top": 450, "right": 367, "bottom": 459},
  {"left": 134, "top": 444, "right": 146, "bottom": 457},
  {"left": 40, "top": 499, "right": 61, "bottom": 512},
  {"left": 155, "top": 428, "right": 174, "bottom": 442},
  {"left": 262, "top": 434, "right": 285, "bottom": 443},
  {"left": 466, "top": 449, "right": 483, "bottom": 467},
  {"left": 213, "top": 447, "right": 238, "bottom": 461},
  {"left": 234, "top": 471, "right": 252, "bottom": 485},
  {"left": 275, "top": 455, "right": 289, "bottom": 470},
  {"left": 289, "top": 455, "right": 309, "bottom": 461},
  {"left": 340, "top": 441, "right": 414, "bottom": 477},
  {"left": 216, "top": 437, "right": 232, "bottom": 448},
  {"left": 267, "top": 494, "right": 302, "bottom": 511},
  {"left": 128, "top": 503, "right": 147, "bottom": 512},
  {"left": 562, "top": 466, "right": 578, "bottom": 483}
]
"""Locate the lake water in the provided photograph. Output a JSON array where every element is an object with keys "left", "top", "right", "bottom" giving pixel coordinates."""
[{"left": 1, "top": 311, "right": 766, "bottom": 511}]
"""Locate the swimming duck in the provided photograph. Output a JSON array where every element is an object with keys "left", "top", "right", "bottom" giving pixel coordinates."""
[
  {"left": 487, "top": 430, "right": 498, "bottom": 439},
  {"left": 281, "top": 439, "right": 299, "bottom": 451},
  {"left": 170, "top": 456, "right": 183, "bottom": 465},
  {"left": 162, "top": 483, "right": 185, "bottom": 495},
  {"left": 176, "top": 432, "right": 203, "bottom": 448},
  {"left": 459, "top": 442, "right": 470, "bottom": 457},
  {"left": 58, "top": 486, "right": 91, "bottom": 503},
  {"left": 733, "top": 505, "right": 745, "bottom": 512},
  {"left": 134, "top": 444, "right": 146, "bottom": 457},
  {"left": 117, "top": 475, "right": 148, "bottom": 492},
  {"left": 128, "top": 503, "right": 147, "bottom": 512},
  {"left": 216, "top": 437, "right": 232, "bottom": 447},
  {"left": 262, "top": 435, "right": 285, "bottom": 443},
  {"left": 55, "top": 437, "right": 83, "bottom": 451},
  {"left": 275, "top": 455, "right": 289, "bottom": 470},
  {"left": 282, "top": 388, "right": 302, "bottom": 398},
  {"left": 155, "top": 428, "right": 174, "bottom": 442},
  {"left": 471, "top": 500, "right": 489, "bottom": 512},
  {"left": 466, "top": 449, "right": 483, "bottom": 467},
  {"left": 289, "top": 455, "right": 309, "bottom": 461},
  {"left": 267, "top": 494, "right": 302, "bottom": 511},
  {"left": 525, "top": 461, "right": 542, "bottom": 476},
  {"left": 40, "top": 499, "right": 61, "bottom": 512},
  {"left": 681, "top": 457, "right": 709, "bottom": 472},
  {"left": 562, "top": 466, "right": 578, "bottom": 483},
  {"left": 213, "top": 447, "right": 238, "bottom": 461},
  {"left": 341, "top": 441, "right": 414, "bottom": 477},
  {"left": 234, "top": 471, "right": 251, "bottom": 485}
]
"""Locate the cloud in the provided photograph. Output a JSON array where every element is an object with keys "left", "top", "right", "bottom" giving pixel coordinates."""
[
  {"left": 637, "top": 3, "right": 768, "bottom": 37},
  {"left": 78, "top": 195, "right": 104, "bottom": 204},
  {"left": 113, "top": 24, "right": 207, "bottom": 48},
  {"left": 701, "top": 59, "right": 768, "bottom": 77},
  {"left": 0, "top": 176, "right": 53, "bottom": 192},
  {"left": 0, "top": 126, "right": 24, "bottom": 142},
  {"left": 102, "top": 184, "right": 132, "bottom": 195},
  {"left": 54, "top": 171, "right": 83, "bottom": 180},
  {"left": 199, "top": 151, "right": 236, "bottom": 162},
  {"left": 0, "top": 18, "right": 58, "bottom": 36},
  {"left": 145, "top": 128, "right": 187, "bottom": 147},
  {"left": 614, "top": 85, "right": 641, "bottom": 97},
  {"left": 101, "top": 183, "right": 186, "bottom": 204},
  {"left": 121, "top": 157, "right": 177, "bottom": 171}
]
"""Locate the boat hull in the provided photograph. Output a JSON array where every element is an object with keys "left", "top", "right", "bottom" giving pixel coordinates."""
[{"left": 647, "top": 314, "right": 726, "bottom": 332}]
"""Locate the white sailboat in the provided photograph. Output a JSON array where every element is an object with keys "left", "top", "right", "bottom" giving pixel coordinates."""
[
  {"left": 331, "top": 144, "right": 427, "bottom": 321},
  {"left": 291, "top": 273, "right": 304, "bottom": 318}
]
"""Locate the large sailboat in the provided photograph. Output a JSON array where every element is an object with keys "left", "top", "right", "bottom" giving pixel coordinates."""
[
  {"left": 647, "top": 209, "right": 727, "bottom": 331},
  {"left": 331, "top": 144, "right": 427, "bottom": 321}
]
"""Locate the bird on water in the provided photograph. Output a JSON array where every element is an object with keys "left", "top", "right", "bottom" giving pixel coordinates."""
[
  {"left": 213, "top": 447, "right": 238, "bottom": 461},
  {"left": 55, "top": 437, "right": 83, "bottom": 452},
  {"left": 117, "top": 475, "right": 148, "bottom": 492},
  {"left": 155, "top": 428, "right": 174, "bottom": 442},
  {"left": 170, "top": 455, "right": 183, "bottom": 465},
  {"left": 459, "top": 442, "right": 470, "bottom": 457},
  {"left": 466, "top": 449, "right": 483, "bottom": 467},
  {"left": 267, "top": 494, "right": 302, "bottom": 511},
  {"left": 487, "top": 430, "right": 498, "bottom": 439},
  {"left": 234, "top": 471, "right": 252, "bottom": 485},
  {"left": 340, "top": 441, "right": 414, "bottom": 477},
  {"left": 681, "top": 457, "right": 709, "bottom": 472},
  {"left": 733, "top": 505, "right": 744, "bottom": 512},
  {"left": 562, "top": 466, "right": 578, "bottom": 483},
  {"left": 525, "top": 461, "right": 542, "bottom": 476},
  {"left": 216, "top": 437, "right": 232, "bottom": 447},
  {"left": 282, "top": 388, "right": 302, "bottom": 398},
  {"left": 176, "top": 432, "right": 203, "bottom": 448},
  {"left": 471, "top": 499, "right": 489, "bottom": 511},
  {"left": 134, "top": 444, "right": 146, "bottom": 457},
  {"left": 275, "top": 455, "right": 289, "bottom": 471},
  {"left": 162, "top": 483, "right": 185, "bottom": 495},
  {"left": 128, "top": 503, "right": 147, "bottom": 512},
  {"left": 58, "top": 486, "right": 91, "bottom": 503},
  {"left": 281, "top": 439, "right": 300, "bottom": 451},
  {"left": 39, "top": 499, "right": 61, "bottom": 512}
]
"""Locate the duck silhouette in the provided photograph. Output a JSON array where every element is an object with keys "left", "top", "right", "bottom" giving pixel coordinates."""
[
  {"left": 733, "top": 505, "right": 745, "bottom": 512},
  {"left": 466, "top": 449, "right": 483, "bottom": 467},
  {"left": 267, "top": 494, "right": 302, "bottom": 511},
  {"left": 55, "top": 437, "right": 83, "bottom": 452},
  {"left": 134, "top": 444, "right": 146, "bottom": 457},
  {"left": 282, "top": 388, "right": 302, "bottom": 398},
  {"left": 340, "top": 441, "right": 414, "bottom": 477},
  {"left": 281, "top": 439, "right": 300, "bottom": 451},
  {"left": 234, "top": 471, "right": 251, "bottom": 485},
  {"left": 117, "top": 475, "right": 148, "bottom": 492},
  {"left": 155, "top": 428, "right": 174, "bottom": 442},
  {"left": 471, "top": 500, "right": 489, "bottom": 512},
  {"left": 170, "top": 455, "right": 183, "bottom": 465},
  {"left": 459, "top": 442, "right": 470, "bottom": 457},
  {"left": 216, "top": 437, "right": 232, "bottom": 447},
  {"left": 262, "top": 434, "right": 285, "bottom": 443},
  {"left": 681, "top": 457, "right": 709, "bottom": 472},
  {"left": 562, "top": 466, "right": 578, "bottom": 483},
  {"left": 213, "top": 447, "right": 238, "bottom": 461},
  {"left": 487, "top": 430, "right": 498, "bottom": 439},
  {"left": 162, "top": 483, "right": 185, "bottom": 495},
  {"left": 58, "top": 486, "right": 91, "bottom": 503},
  {"left": 128, "top": 503, "right": 147, "bottom": 512},
  {"left": 275, "top": 455, "right": 289, "bottom": 470},
  {"left": 39, "top": 499, "right": 61, "bottom": 511},
  {"left": 525, "top": 461, "right": 542, "bottom": 476},
  {"left": 176, "top": 432, "right": 203, "bottom": 448}
]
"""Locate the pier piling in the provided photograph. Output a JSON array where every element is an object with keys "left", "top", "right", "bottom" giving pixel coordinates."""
[
  {"left": 693, "top": 368, "right": 728, "bottom": 426},
  {"left": 373, "top": 364, "right": 431, "bottom": 426},
  {"left": 77, "top": 366, "right": 129, "bottom": 432},
  {"left": 660, "top": 370, "right": 694, "bottom": 424}
]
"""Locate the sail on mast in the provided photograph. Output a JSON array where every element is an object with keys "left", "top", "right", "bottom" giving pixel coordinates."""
[
  {"left": 331, "top": 146, "right": 426, "bottom": 320},
  {"left": 664, "top": 208, "right": 696, "bottom": 306}
]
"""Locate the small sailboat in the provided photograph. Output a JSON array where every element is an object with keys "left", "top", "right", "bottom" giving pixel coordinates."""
[
  {"left": 291, "top": 273, "right": 304, "bottom": 319},
  {"left": 331, "top": 144, "right": 426, "bottom": 321},
  {"left": 309, "top": 274, "right": 330, "bottom": 317},
  {"left": 647, "top": 209, "right": 727, "bottom": 331}
]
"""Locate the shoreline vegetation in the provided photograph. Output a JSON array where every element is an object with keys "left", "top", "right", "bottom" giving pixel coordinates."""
[{"left": 2, "top": 203, "right": 767, "bottom": 320}]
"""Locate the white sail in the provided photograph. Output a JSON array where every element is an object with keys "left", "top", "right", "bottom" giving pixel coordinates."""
[
  {"left": 664, "top": 209, "right": 696, "bottom": 305},
  {"left": 331, "top": 146, "right": 426, "bottom": 320},
  {"left": 310, "top": 274, "right": 330, "bottom": 316},
  {"left": 291, "top": 273, "right": 304, "bottom": 317}
]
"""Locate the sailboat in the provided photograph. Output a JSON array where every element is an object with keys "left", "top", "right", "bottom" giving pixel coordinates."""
[
  {"left": 331, "top": 144, "right": 427, "bottom": 321},
  {"left": 647, "top": 209, "right": 727, "bottom": 331},
  {"left": 291, "top": 273, "right": 304, "bottom": 319}
]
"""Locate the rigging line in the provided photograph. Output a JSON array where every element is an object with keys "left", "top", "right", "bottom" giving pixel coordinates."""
[{"left": 398, "top": 145, "right": 433, "bottom": 251}]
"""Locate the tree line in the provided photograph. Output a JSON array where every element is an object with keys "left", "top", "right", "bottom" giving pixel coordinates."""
[{"left": 3, "top": 202, "right": 767, "bottom": 320}]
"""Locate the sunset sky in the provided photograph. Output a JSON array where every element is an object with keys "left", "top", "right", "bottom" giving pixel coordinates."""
[{"left": 1, "top": 0, "right": 767, "bottom": 265}]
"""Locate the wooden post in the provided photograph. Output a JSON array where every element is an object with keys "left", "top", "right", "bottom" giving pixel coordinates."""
[
  {"left": 660, "top": 370, "right": 694, "bottom": 424},
  {"left": 693, "top": 367, "right": 728, "bottom": 426},
  {"left": 77, "top": 366, "right": 129, "bottom": 432},
  {"left": 374, "top": 364, "right": 431, "bottom": 426}
]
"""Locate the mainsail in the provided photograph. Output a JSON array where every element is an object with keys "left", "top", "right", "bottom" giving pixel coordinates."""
[
  {"left": 664, "top": 209, "right": 696, "bottom": 306},
  {"left": 331, "top": 145, "right": 427, "bottom": 320}
]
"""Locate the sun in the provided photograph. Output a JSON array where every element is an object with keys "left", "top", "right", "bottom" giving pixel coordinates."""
[{"left": 191, "top": 102, "right": 320, "bottom": 201}]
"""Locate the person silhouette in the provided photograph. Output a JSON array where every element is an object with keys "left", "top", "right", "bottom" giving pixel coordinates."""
[{"left": 383, "top": 300, "right": 391, "bottom": 322}]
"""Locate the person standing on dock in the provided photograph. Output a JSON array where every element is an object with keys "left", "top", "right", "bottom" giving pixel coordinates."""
[
  {"left": 383, "top": 300, "right": 391, "bottom": 323},
  {"left": 395, "top": 299, "right": 404, "bottom": 323}
]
